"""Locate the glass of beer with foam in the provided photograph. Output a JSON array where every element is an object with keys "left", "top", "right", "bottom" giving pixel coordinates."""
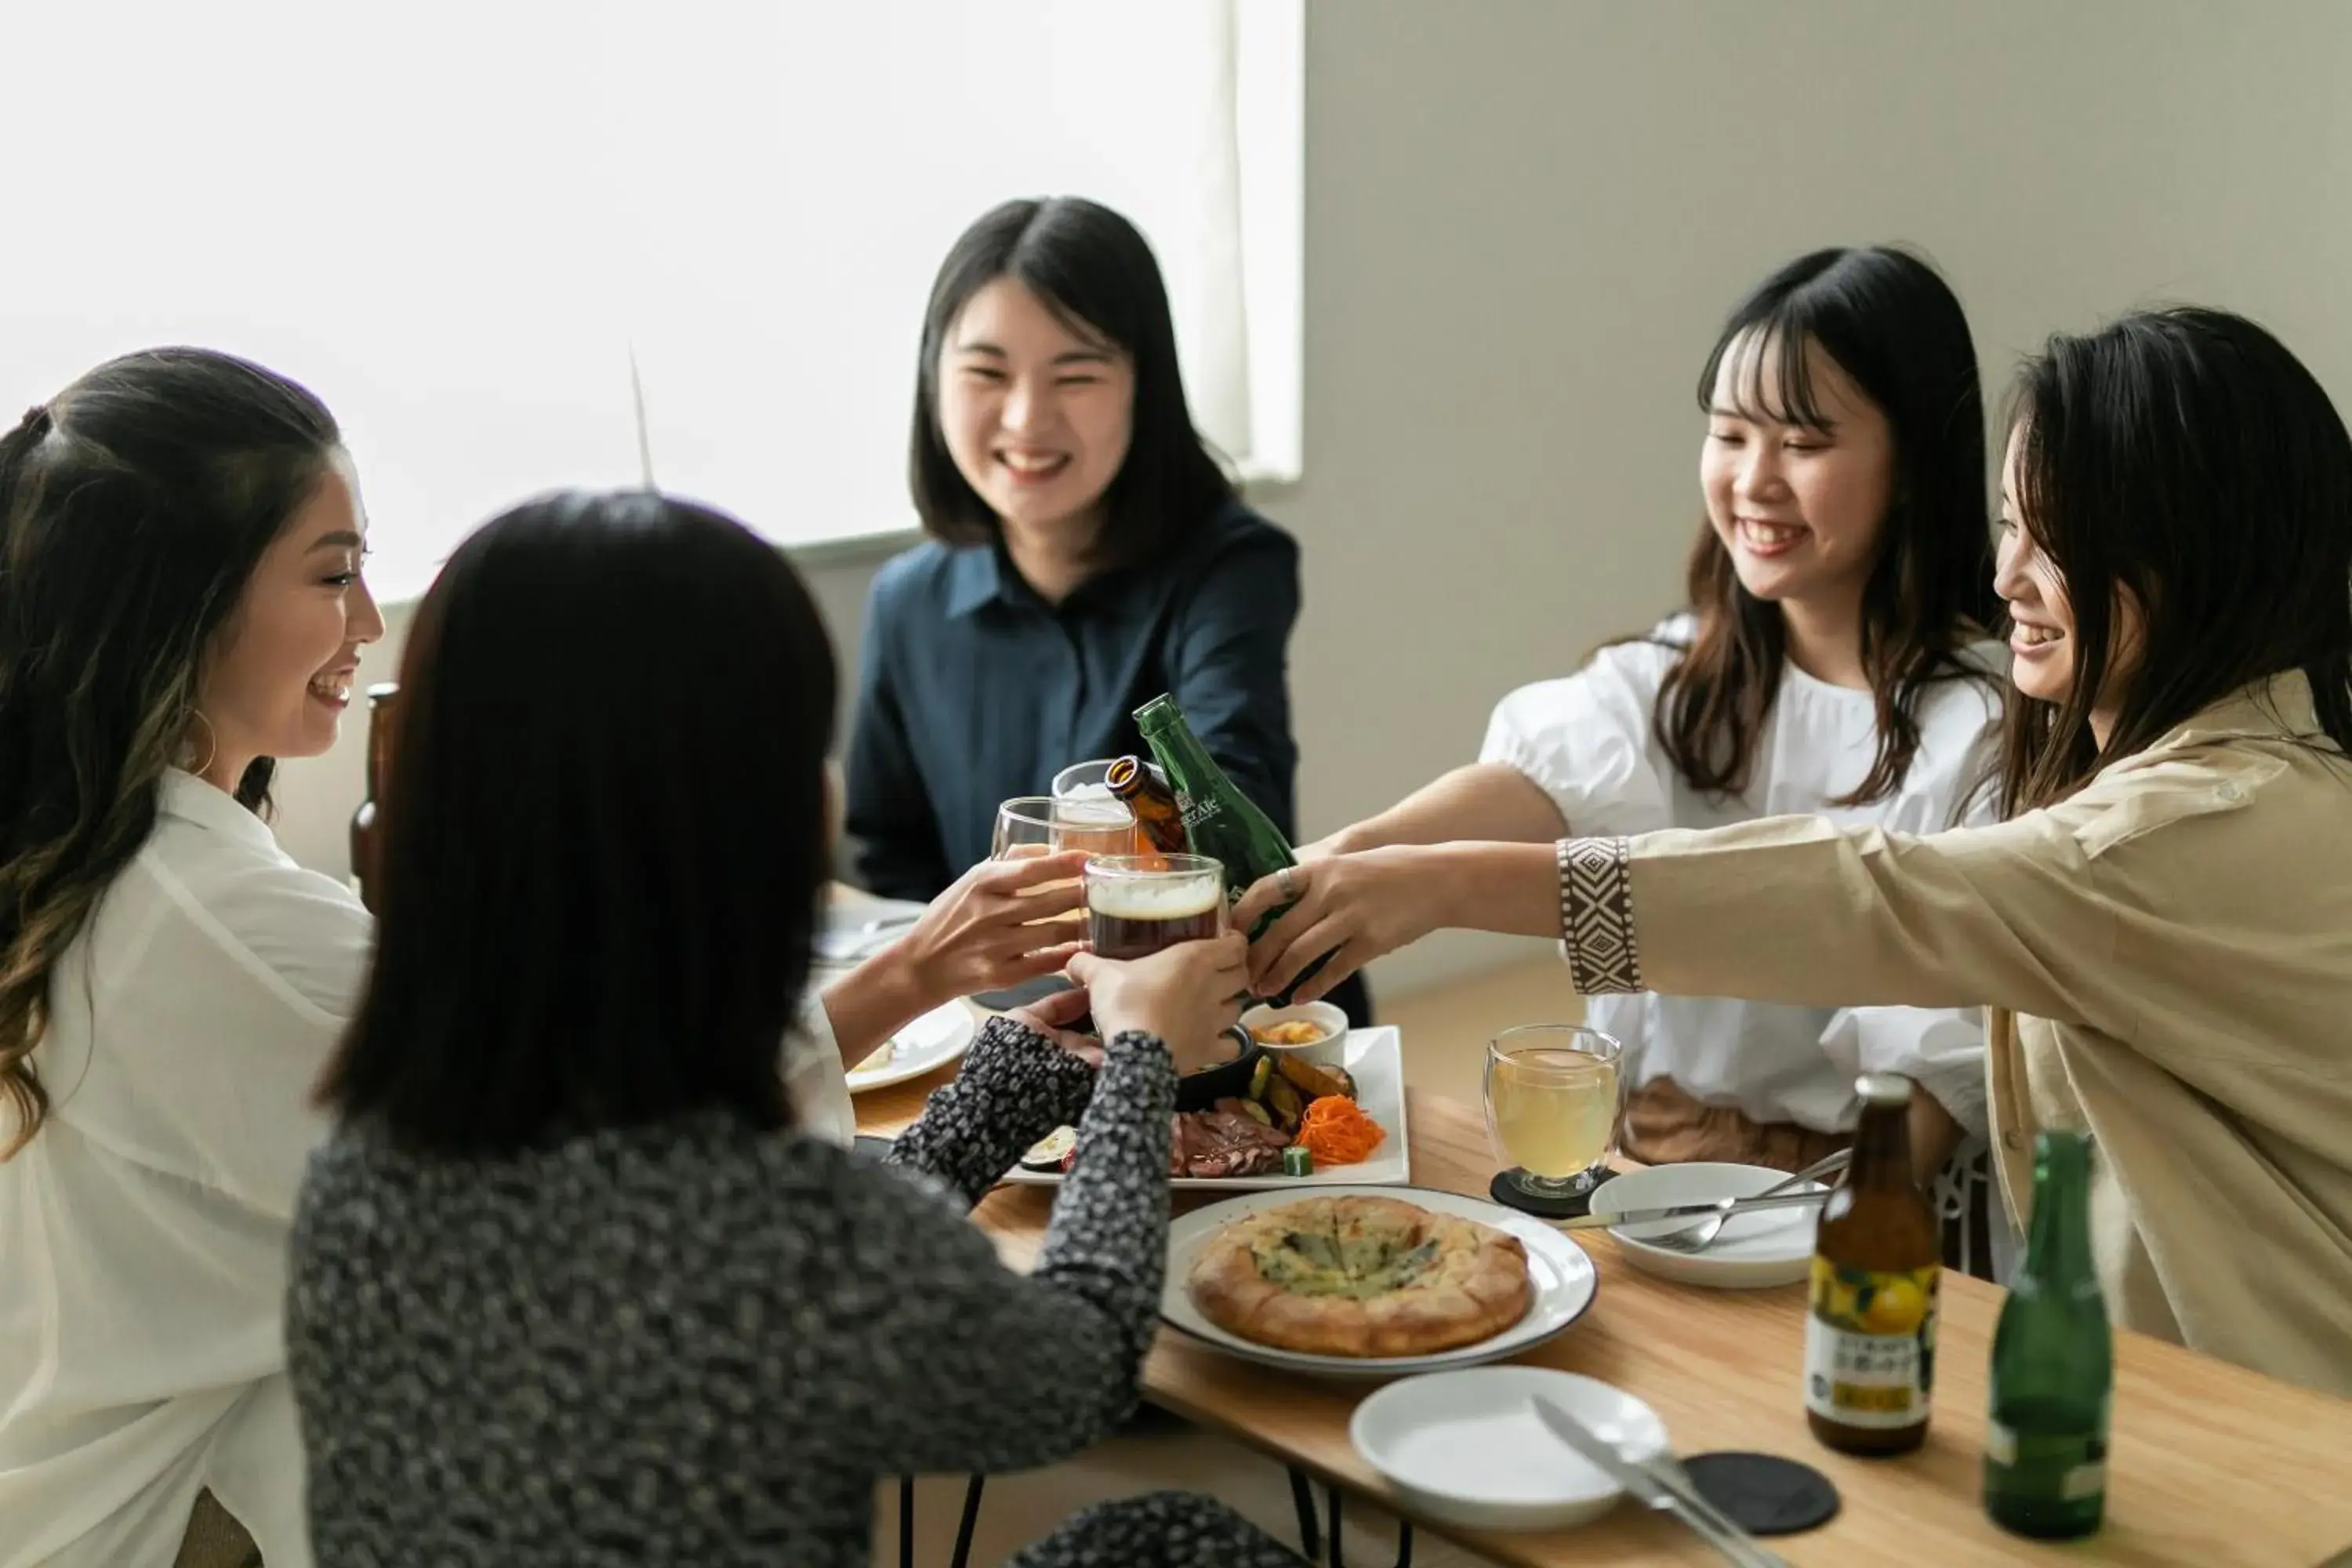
[{"left": 1082, "top": 854, "right": 1226, "bottom": 961}]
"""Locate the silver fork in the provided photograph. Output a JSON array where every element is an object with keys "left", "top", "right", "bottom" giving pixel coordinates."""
[{"left": 1637, "top": 1147, "right": 1850, "bottom": 1254}]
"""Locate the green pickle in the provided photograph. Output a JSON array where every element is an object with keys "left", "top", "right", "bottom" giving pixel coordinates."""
[{"left": 1282, "top": 1145, "right": 1314, "bottom": 1178}]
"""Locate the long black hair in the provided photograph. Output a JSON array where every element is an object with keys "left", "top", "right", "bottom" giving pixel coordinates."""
[
  {"left": 1655, "top": 246, "right": 2000, "bottom": 805},
  {"left": 909, "top": 195, "right": 1234, "bottom": 572},
  {"left": 318, "top": 491, "right": 838, "bottom": 1154},
  {"left": 0, "top": 348, "right": 340, "bottom": 1157},
  {"left": 2000, "top": 307, "right": 2352, "bottom": 813}
]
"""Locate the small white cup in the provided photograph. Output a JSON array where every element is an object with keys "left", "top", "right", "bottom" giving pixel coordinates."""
[{"left": 1239, "top": 1001, "right": 1350, "bottom": 1068}]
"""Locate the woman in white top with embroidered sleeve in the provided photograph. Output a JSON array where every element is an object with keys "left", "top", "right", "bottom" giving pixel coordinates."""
[
  {"left": 1300, "top": 249, "right": 2009, "bottom": 1269},
  {"left": 0, "top": 353, "right": 1110, "bottom": 1568}
]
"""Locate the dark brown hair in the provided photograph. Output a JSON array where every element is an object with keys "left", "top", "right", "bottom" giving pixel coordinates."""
[
  {"left": 318, "top": 492, "right": 837, "bottom": 1154},
  {"left": 1652, "top": 247, "right": 2000, "bottom": 806},
  {"left": 0, "top": 349, "right": 339, "bottom": 1158},
  {"left": 909, "top": 196, "right": 1234, "bottom": 573},
  {"left": 1999, "top": 308, "right": 2352, "bottom": 814}
]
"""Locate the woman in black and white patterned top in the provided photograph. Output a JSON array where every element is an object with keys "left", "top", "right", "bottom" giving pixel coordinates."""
[{"left": 285, "top": 492, "right": 1302, "bottom": 1568}]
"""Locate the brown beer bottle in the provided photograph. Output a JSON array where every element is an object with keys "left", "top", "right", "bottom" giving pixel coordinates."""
[
  {"left": 1105, "top": 755, "right": 1189, "bottom": 855},
  {"left": 1805, "top": 1073, "right": 1940, "bottom": 1455},
  {"left": 348, "top": 682, "right": 398, "bottom": 912}
]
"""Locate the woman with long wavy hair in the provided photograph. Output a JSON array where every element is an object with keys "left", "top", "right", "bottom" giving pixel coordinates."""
[
  {"left": 0, "top": 350, "right": 384, "bottom": 1568},
  {"left": 1298, "top": 249, "right": 2006, "bottom": 1267}
]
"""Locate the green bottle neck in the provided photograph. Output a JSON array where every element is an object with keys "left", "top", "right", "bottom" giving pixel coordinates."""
[
  {"left": 1138, "top": 703, "right": 1214, "bottom": 783},
  {"left": 2022, "top": 1132, "right": 2096, "bottom": 1291}
]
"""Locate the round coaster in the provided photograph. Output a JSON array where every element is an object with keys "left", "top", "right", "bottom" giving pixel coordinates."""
[
  {"left": 1681, "top": 1451, "right": 1841, "bottom": 1536},
  {"left": 1486, "top": 1170, "right": 1599, "bottom": 1218}
]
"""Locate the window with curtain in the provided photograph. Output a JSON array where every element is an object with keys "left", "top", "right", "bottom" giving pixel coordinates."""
[{"left": 2, "top": 0, "right": 1301, "bottom": 598}]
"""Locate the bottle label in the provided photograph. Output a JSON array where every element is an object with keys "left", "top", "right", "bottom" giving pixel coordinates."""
[
  {"left": 1804, "top": 1258, "right": 1939, "bottom": 1428},
  {"left": 1985, "top": 1399, "right": 2110, "bottom": 1505},
  {"left": 1986, "top": 1421, "right": 2107, "bottom": 1501},
  {"left": 1179, "top": 794, "right": 1222, "bottom": 831}
]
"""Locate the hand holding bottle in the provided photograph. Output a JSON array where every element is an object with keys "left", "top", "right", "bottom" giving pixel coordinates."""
[{"left": 1231, "top": 846, "right": 1451, "bottom": 1005}]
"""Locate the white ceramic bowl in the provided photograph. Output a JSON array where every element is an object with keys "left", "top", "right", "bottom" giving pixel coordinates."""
[
  {"left": 1350, "top": 1367, "right": 1670, "bottom": 1532},
  {"left": 1586, "top": 1161, "right": 1824, "bottom": 1289},
  {"left": 1239, "top": 1001, "right": 1349, "bottom": 1066}
]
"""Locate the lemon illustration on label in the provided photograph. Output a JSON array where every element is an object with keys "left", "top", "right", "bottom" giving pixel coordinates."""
[{"left": 1860, "top": 1273, "right": 1928, "bottom": 1335}]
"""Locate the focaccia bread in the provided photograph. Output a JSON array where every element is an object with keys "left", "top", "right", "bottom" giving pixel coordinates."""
[{"left": 1186, "top": 1196, "right": 1531, "bottom": 1357}]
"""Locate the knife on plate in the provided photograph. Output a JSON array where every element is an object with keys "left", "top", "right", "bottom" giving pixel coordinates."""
[
  {"left": 1552, "top": 1189, "right": 1828, "bottom": 1232},
  {"left": 1529, "top": 1396, "right": 1789, "bottom": 1567}
]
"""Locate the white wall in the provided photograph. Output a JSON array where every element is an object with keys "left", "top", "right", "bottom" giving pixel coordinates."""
[{"left": 268, "top": 0, "right": 2352, "bottom": 996}]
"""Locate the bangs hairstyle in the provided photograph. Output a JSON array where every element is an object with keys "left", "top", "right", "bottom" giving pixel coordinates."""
[
  {"left": 1653, "top": 246, "right": 2001, "bottom": 807},
  {"left": 1999, "top": 307, "right": 2352, "bottom": 815},
  {"left": 1, "top": 348, "right": 338, "bottom": 1157},
  {"left": 318, "top": 492, "right": 837, "bottom": 1155},
  {"left": 909, "top": 195, "right": 1234, "bottom": 572}
]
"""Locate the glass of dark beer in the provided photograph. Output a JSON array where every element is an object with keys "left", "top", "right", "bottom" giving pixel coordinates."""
[{"left": 1083, "top": 854, "right": 1226, "bottom": 961}]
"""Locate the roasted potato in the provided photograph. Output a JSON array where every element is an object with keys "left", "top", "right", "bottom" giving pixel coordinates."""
[{"left": 1275, "top": 1054, "right": 1354, "bottom": 1103}]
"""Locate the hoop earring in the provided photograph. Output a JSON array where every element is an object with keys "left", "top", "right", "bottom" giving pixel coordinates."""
[{"left": 183, "top": 710, "right": 217, "bottom": 776}]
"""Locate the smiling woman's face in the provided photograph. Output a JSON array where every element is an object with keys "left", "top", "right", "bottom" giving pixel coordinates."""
[
  {"left": 935, "top": 275, "right": 1135, "bottom": 554},
  {"left": 193, "top": 448, "right": 384, "bottom": 786},
  {"left": 1994, "top": 420, "right": 2142, "bottom": 739}
]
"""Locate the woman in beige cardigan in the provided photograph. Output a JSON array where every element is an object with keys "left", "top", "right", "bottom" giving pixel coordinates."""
[{"left": 1240, "top": 307, "right": 2352, "bottom": 1396}]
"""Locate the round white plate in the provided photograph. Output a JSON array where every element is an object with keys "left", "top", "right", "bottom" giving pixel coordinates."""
[
  {"left": 844, "top": 999, "right": 978, "bottom": 1093},
  {"left": 1587, "top": 1162, "right": 1823, "bottom": 1289},
  {"left": 1160, "top": 1185, "right": 1599, "bottom": 1380},
  {"left": 1352, "top": 1367, "right": 1670, "bottom": 1532}
]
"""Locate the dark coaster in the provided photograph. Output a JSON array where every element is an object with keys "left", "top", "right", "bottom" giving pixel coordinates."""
[
  {"left": 971, "top": 974, "right": 1075, "bottom": 1011},
  {"left": 1487, "top": 1170, "right": 1599, "bottom": 1218},
  {"left": 1681, "top": 1452, "right": 1841, "bottom": 1536}
]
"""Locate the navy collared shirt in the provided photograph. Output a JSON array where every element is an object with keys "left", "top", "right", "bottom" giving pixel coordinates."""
[{"left": 844, "top": 501, "right": 1301, "bottom": 901}]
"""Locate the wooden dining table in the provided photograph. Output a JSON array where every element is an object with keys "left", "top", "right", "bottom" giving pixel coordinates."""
[{"left": 855, "top": 1060, "right": 2352, "bottom": 1566}]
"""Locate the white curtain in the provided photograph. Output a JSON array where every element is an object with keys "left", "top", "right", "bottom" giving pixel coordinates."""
[{"left": 0, "top": 0, "right": 1278, "bottom": 597}]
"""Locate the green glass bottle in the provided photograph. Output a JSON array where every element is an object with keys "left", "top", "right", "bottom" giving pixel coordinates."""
[
  {"left": 1133, "top": 694, "right": 1330, "bottom": 1004},
  {"left": 1984, "top": 1128, "right": 2111, "bottom": 1540}
]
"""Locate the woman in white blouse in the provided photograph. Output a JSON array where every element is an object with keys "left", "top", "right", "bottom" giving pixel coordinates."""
[
  {"left": 1303, "top": 249, "right": 2007, "bottom": 1260},
  {"left": 0, "top": 353, "right": 1093, "bottom": 1568}
]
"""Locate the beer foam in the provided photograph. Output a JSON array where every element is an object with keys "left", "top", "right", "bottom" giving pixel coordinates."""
[
  {"left": 1087, "top": 874, "right": 1223, "bottom": 923},
  {"left": 1055, "top": 797, "right": 1131, "bottom": 828}
]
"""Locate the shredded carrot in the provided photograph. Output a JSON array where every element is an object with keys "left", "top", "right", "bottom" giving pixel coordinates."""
[{"left": 1294, "top": 1095, "right": 1385, "bottom": 1166}]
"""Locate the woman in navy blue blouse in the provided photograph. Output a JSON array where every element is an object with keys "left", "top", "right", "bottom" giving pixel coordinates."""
[{"left": 847, "top": 195, "right": 1370, "bottom": 1023}]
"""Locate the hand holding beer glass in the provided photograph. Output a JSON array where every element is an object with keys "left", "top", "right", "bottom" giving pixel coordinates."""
[
  {"left": 1483, "top": 1023, "right": 1625, "bottom": 1215},
  {"left": 1082, "top": 854, "right": 1247, "bottom": 1075}
]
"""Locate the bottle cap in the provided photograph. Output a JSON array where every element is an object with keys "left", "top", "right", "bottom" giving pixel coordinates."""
[{"left": 1853, "top": 1073, "right": 1913, "bottom": 1106}]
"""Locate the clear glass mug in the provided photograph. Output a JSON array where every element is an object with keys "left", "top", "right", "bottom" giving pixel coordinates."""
[
  {"left": 993, "top": 795, "right": 1142, "bottom": 927},
  {"left": 1082, "top": 854, "right": 1248, "bottom": 1078},
  {"left": 1051, "top": 759, "right": 1168, "bottom": 856},
  {"left": 1080, "top": 853, "right": 1226, "bottom": 960},
  {"left": 1483, "top": 1023, "right": 1625, "bottom": 1203}
]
